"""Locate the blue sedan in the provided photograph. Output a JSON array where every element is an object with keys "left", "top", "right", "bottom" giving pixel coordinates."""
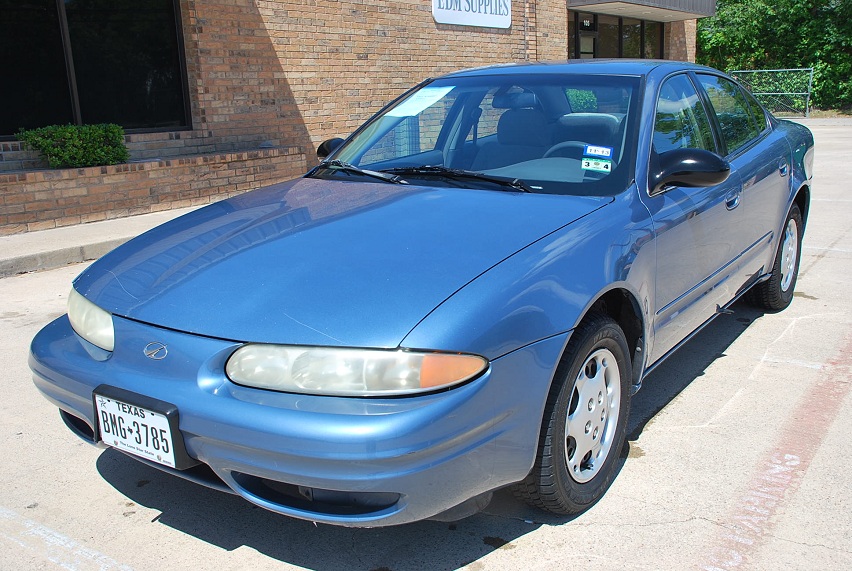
[{"left": 30, "top": 60, "right": 814, "bottom": 527}]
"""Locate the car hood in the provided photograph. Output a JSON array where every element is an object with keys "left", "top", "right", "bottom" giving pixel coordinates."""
[{"left": 74, "top": 178, "right": 609, "bottom": 348}]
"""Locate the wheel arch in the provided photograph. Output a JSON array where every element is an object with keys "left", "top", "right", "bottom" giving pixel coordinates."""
[
  {"left": 571, "top": 286, "right": 647, "bottom": 392},
  {"left": 794, "top": 183, "right": 810, "bottom": 230}
]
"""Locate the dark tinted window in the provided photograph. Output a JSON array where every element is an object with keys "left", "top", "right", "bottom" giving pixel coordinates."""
[
  {"left": 0, "top": 0, "right": 188, "bottom": 136},
  {"left": 697, "top": 74, "right": 760, "bottom": 154},
  {"left": 567, "top": 12, "right": 575, "bottom": 59},
  {"left": 597, "top": 15, "right": 619, "bottom": 58},
  {"left": 66, "top": 0, "right": 188, "bottom": 129},
  {"left": 0, "top": 0, "right": 74, "bottom": 134},
  {"left": 653, "top": 74, "right": 715, "bottom": 153},
  {"left": 622, "top": 18, "right": 642, "bottom": 58},
  {"left": 644, "top": 22, "right": 662, "bottom": 59}
]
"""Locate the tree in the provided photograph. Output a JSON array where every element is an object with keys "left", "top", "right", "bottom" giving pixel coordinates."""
[{"left": 697, "top": 0, "right": 852, "bottom": 109}]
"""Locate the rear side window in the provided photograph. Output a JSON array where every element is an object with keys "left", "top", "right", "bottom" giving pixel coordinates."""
[
  {"left": 697, "top": 74, "right": 761, "bottom": 154},
  {"left": 743, "top": 89, "right": 768, "bottom": 133},
  {"left": 653, "top": 74, "right": 715, "bottom": 153}
]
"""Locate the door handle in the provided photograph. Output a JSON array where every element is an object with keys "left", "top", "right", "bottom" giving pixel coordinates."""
[
  {"left": 779, "top": 161, "right": 789, "bottom": 176},
  {"left": 725, "top": 188, "right": 741, "bottom": 210}
]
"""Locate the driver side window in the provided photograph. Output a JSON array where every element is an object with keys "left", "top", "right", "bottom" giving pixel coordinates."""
[{"left": 653, "top": 74, "right": 715, "bottom": 154}]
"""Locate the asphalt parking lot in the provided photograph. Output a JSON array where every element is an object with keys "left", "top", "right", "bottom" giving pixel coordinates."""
[{"left": 1, "top": 120, "right": 850, "bottom": 570}]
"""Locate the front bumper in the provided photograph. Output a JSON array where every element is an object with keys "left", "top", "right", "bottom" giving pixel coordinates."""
[{"left": 30, "top": 315, "right": 567, "bottom": 527}]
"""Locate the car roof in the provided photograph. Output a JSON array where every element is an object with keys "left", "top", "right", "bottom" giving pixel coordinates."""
[{"left": 439, "top": 59, "right": 720, "bottom": 79}]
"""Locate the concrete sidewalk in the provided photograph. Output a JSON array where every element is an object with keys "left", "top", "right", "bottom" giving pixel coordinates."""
[{"left": 0, "top": 206, "right": 198, "bottom": 278}]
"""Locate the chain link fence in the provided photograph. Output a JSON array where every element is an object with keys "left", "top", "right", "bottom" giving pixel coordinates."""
[{"left": 729, "top": 68, "right": 814, "bottom": 117}]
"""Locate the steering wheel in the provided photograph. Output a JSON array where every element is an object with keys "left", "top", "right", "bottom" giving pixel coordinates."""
[{"left": 543, "top": 140, "right": 588, "bottom": 159}]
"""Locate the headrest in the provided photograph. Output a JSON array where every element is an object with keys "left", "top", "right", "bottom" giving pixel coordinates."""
[
  {"left": 554, "top": 113, "right": 619, "bottom": 142},
  {"left": 497, "top": 108, "right": 549, "bottom": 146}
]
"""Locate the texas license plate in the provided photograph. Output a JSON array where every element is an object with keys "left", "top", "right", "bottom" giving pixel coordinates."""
[{"left": 94, "top": 393, "right": 177, "bottom": 468}]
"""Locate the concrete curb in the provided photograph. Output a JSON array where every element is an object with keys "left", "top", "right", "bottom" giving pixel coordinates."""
[
  {"left": 0, "top": 206, "right": 198, "bottom": 279},
  {"left": 0, "top": 239, "right": 128, "bottom": 278}
]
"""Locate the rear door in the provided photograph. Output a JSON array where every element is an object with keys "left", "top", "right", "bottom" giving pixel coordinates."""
[{"left": 694, "top": 73, "right": 791, "bottom": 284}]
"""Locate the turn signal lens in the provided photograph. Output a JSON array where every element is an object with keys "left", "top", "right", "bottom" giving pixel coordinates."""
[
  {"left": 225, "top": 345, "right": 487, "bottom": 397},
  {"left": 67, "top": 288, "right": 115, "bottom": 352},
  {"left": 419, "top": 353, "right": 486, "bottom": 388}
]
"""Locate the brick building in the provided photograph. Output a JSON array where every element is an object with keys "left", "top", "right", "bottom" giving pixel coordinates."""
[{"left": 0, "top": 0, "right": 713, "bottom": 234}]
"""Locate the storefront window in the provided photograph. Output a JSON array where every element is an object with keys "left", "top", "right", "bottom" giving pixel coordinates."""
[
  {"left": 568, "top": 12, "right": 575, "bottom": 59},
  {"left": 569, "top": 12, "right": 664, "bottom": 60},
  {"left": 644, "top": 21, "right": 663, "bottom": 59},
  {"left": 0, "top": 0, "right": 189, "bottom": 137},
  {"left": 0, "top": 0, "right": 74, "bottom": 135},
  {"left": 622, "top": 18, "right": 642, "bottom": 58},
  {"left": 597, "top": 15, "right": 619, "bottom": 58}
]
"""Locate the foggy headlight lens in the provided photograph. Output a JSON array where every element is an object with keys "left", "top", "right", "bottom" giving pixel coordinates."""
[
  {"left": 225, "top": 345, "right": 487, "bottom": 396},
  {"left": 67, "top": 288, "right": 114, "bottom": 352}
]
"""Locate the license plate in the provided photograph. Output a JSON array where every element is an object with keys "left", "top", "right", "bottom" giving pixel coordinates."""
[{"left": 95, "top": 393, "right": 177, "bottom": 468}]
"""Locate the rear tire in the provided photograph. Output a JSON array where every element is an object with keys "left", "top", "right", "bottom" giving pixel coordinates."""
[
  {"left": 513, "top": 312, "right": 631, "bottom": 515},
  {"left": 747, "top": 204, "right": 803, "bottom": 311}
]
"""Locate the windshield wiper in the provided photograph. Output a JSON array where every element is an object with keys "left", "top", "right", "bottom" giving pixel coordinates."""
[
  {"left": 313, "top": 160, "right": 407, "bottom": 184},
  {"left": 380, "top": 166, "right": 533, "bottom": 193}
]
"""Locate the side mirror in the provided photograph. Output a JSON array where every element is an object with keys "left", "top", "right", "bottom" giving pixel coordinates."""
[
  {"left": 317, "top": 138, "right": 344, "bottom": 160},
  {"left": 650, "top": 148, "right": 731, "bottom": 194}
]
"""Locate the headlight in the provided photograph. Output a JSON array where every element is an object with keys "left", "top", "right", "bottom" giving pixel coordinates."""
[
  {"left": 225, "top": 345, "right": 487, "bottom": 397},
  {"left": 67, "top": 288, "right": 114, "bottom": 352}
]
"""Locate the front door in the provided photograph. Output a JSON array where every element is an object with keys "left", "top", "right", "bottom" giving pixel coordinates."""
[{"left": 642, "top": 73, "right": 745, "bottom": 361}]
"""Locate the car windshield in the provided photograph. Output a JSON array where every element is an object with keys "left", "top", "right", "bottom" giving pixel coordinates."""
[{"left": 320, "top": 73, "right": 641, "bottom": 196}]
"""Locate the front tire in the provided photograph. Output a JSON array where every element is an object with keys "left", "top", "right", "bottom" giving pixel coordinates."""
[
  {"left": 748, "top": 203, "right": 803, "bottom": 311},
  {"left": 513, "top": 312, "right": 632, "bottom": 515}
]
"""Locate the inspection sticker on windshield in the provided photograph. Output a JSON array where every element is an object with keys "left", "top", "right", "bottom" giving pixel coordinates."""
[
  {"left": 584, "top": 145, "right": 613, "bottom": 158},
  {"left": 582, "top": 158, "right": 612, "bottom": 173},
  {"left": 387, "top": 86, "right": 455, "bottom": 117}
]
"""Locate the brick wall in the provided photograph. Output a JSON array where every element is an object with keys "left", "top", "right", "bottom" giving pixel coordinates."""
[
  {"left": 1, "top": 131, "right": 224, "bottom": 173},
  {"left": 241, "top": 0, "right": 535, "bottom": 148},
  {"left": 0, "top": 146, "right": 304, "bottom": 235},
  {"left": 665, "top": 19, "right": 698, "bottom": 62},
  {"left": 536, "top": 0, "right": 569, "bottom": 61}
]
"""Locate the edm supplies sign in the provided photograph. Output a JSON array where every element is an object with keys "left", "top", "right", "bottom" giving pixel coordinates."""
[{"left": 432, "top": 0, "right": 512, "bottom": 29}]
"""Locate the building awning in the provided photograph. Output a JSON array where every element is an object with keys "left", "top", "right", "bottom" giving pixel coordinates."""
[{"left": 568, "top": 0, "right": 715, "bottom": 22}]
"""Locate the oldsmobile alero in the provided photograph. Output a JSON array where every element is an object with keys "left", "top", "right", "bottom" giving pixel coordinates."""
[{"left": 30, "top": 60, "right": 814, "bottom": 527}]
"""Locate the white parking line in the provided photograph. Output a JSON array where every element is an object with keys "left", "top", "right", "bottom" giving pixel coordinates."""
[{"left": 0, "top": 507, "right": 134, "bottom": 571}]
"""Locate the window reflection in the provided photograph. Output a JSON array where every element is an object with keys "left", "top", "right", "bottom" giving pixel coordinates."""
[
  {"left": 654, "top": 74, "right": 715, "bottom": 153},
  {"left": 597, "top": 15, "right": 619, "bottom": 58},
  {"left": 622, "top": 18, "right": 642, "bottom": 58},
  {"left": 697, "top": 75, "right": 761, "bottom": 154},
  {"left": 644, "top": 22, "right": 662, "bottom": 59}
]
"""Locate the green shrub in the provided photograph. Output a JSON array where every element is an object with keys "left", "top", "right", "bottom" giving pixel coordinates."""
[{"left": 17, "top": 123, "right": 130, "bottom": 169}]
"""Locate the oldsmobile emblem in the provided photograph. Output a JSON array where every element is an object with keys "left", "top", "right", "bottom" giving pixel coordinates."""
[{"left": 143, "top": 342, "right": 168, "bottom": 360}]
